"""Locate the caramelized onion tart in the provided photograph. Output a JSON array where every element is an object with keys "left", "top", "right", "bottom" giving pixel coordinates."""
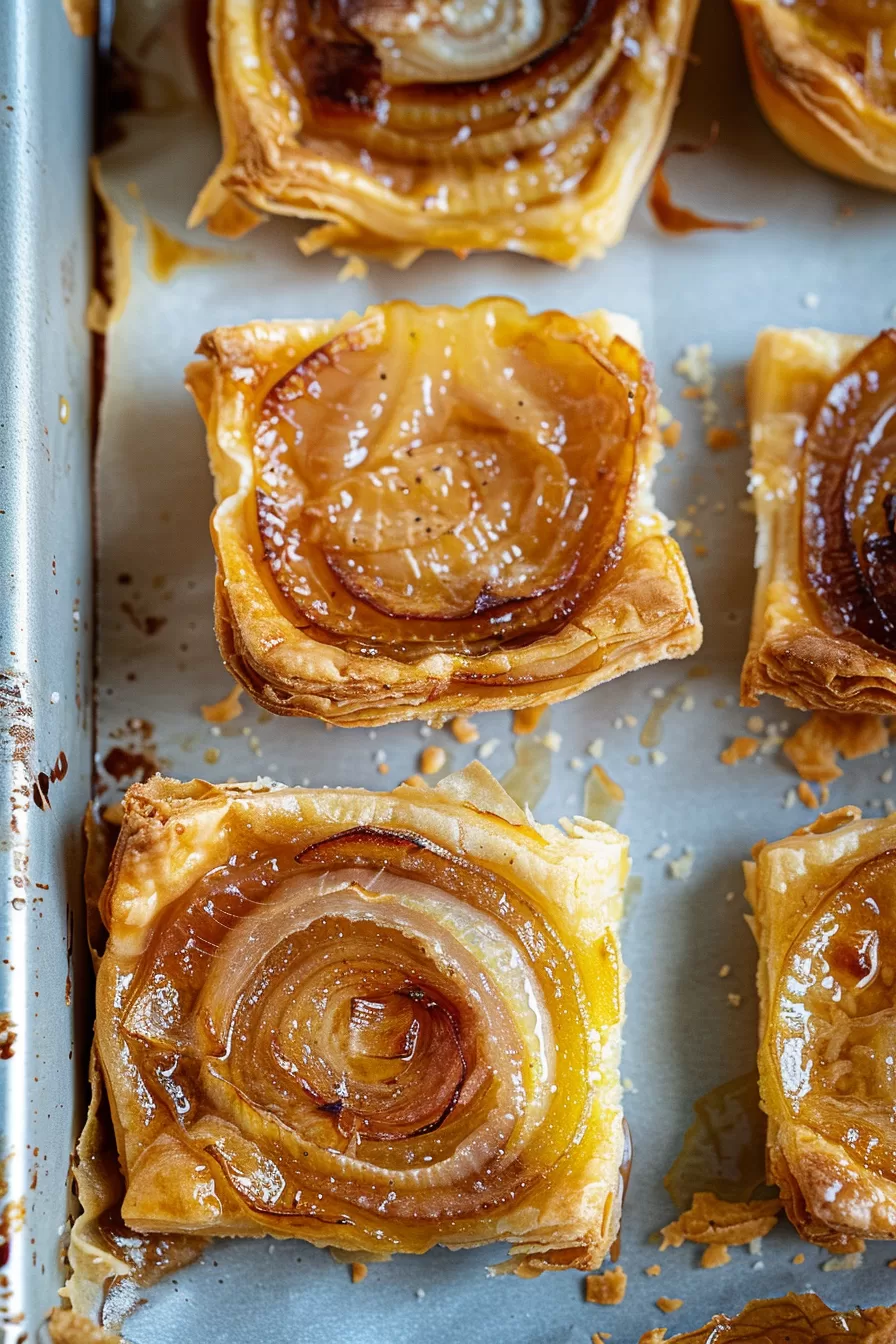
[
  {"left": 655, "top": 1292, "right": 896, "bottom": 1342},
  {"left": 72, "top": 767, "right": 628, "bottom": 1289},
  {"left": 734, "top": 0, "right": 896, "bottom": 192},
  {"left": 187, "top": 299, "right": 701, "bottom": 726},
  {"left": 747, "top": 806, "right": 896, "bottom": 1250},
  {"left": 742, "top": 326, "right": 896, "bottom": 714},
  {"left": 190, "top": 0, "right": 701, "bottom": 265}
]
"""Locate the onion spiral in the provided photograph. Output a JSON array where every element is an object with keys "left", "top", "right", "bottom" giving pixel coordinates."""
[
  {"left": 80, "top": 769, "right": 628, "bottom": 1278},
  {"left": 191, "top": 0, "right": 700, "bottom": 263}
]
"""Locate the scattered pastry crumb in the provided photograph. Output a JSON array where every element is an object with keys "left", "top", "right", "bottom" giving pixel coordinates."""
[
  {"left": 645, "top": 1264, "right": 661, "bottom": 1277},
  {"left": 660, "top": 1193, "right": 781, "bottom": 1249},
  {"left": 883, "top": 768, "right": 894, "bottom": 784},
  {"left": 694, "top": 544, "right": 708, "bottom": 558},
  {"left": 623, "top": 1077, "right": 636, "bottom": 1092},
  {"left": 587, "top": 738, "right": 604, "bottom": 759},
  {"left": 720, "top": 736, "right": 759, "bottom": 765},
  {"left": 802, "top": 291, "right": 820, "bottom": 309},
  {"left": 478, "top": 738, "right": 500, "bottom": 760},
  {"left": 650, "top": 843, "right": 670, "bottom": 860},
  {"left": 746, "top": 715, "right": 764, "bottom": 733},
  {"left": 676, "top": 518, "right": 694, "bottom": 538},
  {"left": 661, "top": 420, "right": 682, "bottom": 448},
  {"left": 701, "top": 1244, "right": 731, "bottom": 1269},
  {"left": 797, "top": 780, "right": 820, "bottom": 809},
  {"left": 793, "top": 1253, "right": 805, "bottom": 1265},
  {"left": 725, "top": 890, "right": 735, "bottom": 902},
  {"left": 377, "top": 762, "right": 389, "bottom": 775},
  {"left": 888, "top": 1259, "right": 896, "bottom": 1268},
  {"left": 419, "top": 745, "right": 446, "bottom": 776},
  {"left": 403, "top": 774, "right": 425, "bottom": 788},
  {"left": 675, "top": 343, "right": 714, "bottom": 396},
  {"left": 337, "top": 254, "right": 369, "bottom": 283},
  {"left": 783, "top": 712, "right": 888, "bottom": 783},
  {"left": 539, "top": 730, "right": 562, "bottom": 753},
  {"left": 450, "top": 715, "right": 479, "bottom": 745},
  {"left": 706, "top": 427, "right": 738, "bottom": 451},
  {"left": 718, "top": 964, "right": 730, "bottom": 978},
  {"left": 727, "top": 992, "right": 742, "bottom": 1007},
  {"left": 204, "top": 747, "right": 220, "bottom": 765},
  {"left": 656, "top": 1298, "right": 683, "bottom": 1314},
  {"left": 628, "top": 754, "right": 641, "bottom": 766},
  {"left": 624, "top": 714, "right": 638, "bottom": 728},
  {"left": 650, "top": 750, "right": 667, "bottom": 766},
  {"left": 350, "top": 1262, "right": 367, "bottom": 1283},
  {"left": 822, "top": 1252, "right": 864, "bottom": 1272},
  {"left": 200, "top": 684, "right": 243, "bottom": 723},
  {"left": 680, "top": 695, "right": 695, "bottom": 712},
  {"left": 584, "top": 1266, "right": 627, "bottom": 1305},
  {"left": 592, "top": 1335, "right": 612, "bottom": 1344},
  {"left": 570, "top": 757, "right": 585, "bottom": 771},
  {"left": 667, "top": 848, "right": 695, "bottom": 880},
  {"left": 783, "top": 787, "right": 798, "bottom": 809},
  {"left": 638, "top": 1332, "right": 667, "bottom": 1344},
  {"left": 513, "top": 705, "right": 545, "bottom": 735}
]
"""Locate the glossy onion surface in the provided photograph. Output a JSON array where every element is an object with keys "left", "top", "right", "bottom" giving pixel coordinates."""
[
  {"left": 100, "top": 817, "right": 622, "bottom": 1252},
  {"left": 766, "top": 848, "right": 896, "bottom": 1182},
  {"left": 254, "top": 299, "right": 644, "bottom": 658},
  {"left": 802, "top": 329, "right": 896, "bottom": 651}
]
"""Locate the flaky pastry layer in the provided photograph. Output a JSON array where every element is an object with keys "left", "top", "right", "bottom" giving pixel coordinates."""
[
  {"left": 734, "top": 0, "right": 896, "bottom": 193},
  {"left": 186, "top": 305, "right": 701, "bottom": 727},
  {"left": 71, "top": 765, "right": 628, "bottom": 1309},
  {"left": 190, "top": 0, "right": 700, "bottom": 266},
  {"left": 747, "top": 807, "right": 896, "bottom": 1249},
  {"left": 742, "top": 325, "right": 896, "bottom": 714}
]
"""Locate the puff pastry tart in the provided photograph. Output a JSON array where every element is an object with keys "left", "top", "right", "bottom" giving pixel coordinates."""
[
  {"left": 747, "top": 806, "right": 896, "bottom": 1250},
  {"left": 190, "top": 0, "right": 701, "bottom": 266},
  {"left": 743, "top": 325, "right": 896, "bottom": 714},
  {"left": 186, "top": 299, "right": 701, "bottom": 727},
  {"left": 71, "top": 766, "right": 628, "bottom": 1293},
  {"left": 654, "top": 1292, "right": 896, "bottom": 1342},
  {"left": 733, "top": 0, "right": 896, "bottom": 192}
]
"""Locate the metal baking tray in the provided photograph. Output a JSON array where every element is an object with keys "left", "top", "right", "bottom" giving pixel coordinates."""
[{"left": 7, "top": 0, "right": 896, "bottom": 1338}]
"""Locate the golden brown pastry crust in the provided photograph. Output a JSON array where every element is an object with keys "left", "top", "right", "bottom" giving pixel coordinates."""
[
  {"left": 653, "top": 1292, "right": 896, "bottom": 1343},
  {"left": 186, "top": 302, "right": 701, "bottom": 727},
  {"left": 742, "top": 326, "right": 896, "bottom": 714},
  {"left": 734, "top": 0, "right": 896, "bottom": 193},
  {"left": 190, "top": 0, "right": 701, "bottom": 266},
  {"left": 747, "top": 807, "right": 896, "bottom": 1249},
  {"left": 77, "top": 766, "right": 628, "bottom": 1295}
]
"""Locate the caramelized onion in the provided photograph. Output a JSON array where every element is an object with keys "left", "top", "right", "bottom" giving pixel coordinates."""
[
  {"left": 89, "top": 778, "right": 627, "bottom": 1267},
  {"left": 664, "top": 1292, "right": 896, "bottom": 1342},
  {"left": 254, "top": 298, "right": 643, "bottom": 657},
  {"left": 802, "top": 329, "right": 896, "bottom": 651},
  {"left": 766, "top": 847, "right": 896, "bottom": 1182}
]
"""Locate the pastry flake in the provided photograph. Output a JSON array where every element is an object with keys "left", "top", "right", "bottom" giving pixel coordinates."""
[
  {"left": 743, "top": 325, "right": 896, "bottom": 714},
  {"left": 75, "top": 766, "right": 628, "bottom": 1293},
  {"left": 187, "top": 298, "right": 701, "bottom": 727},
  {"left": 653, "top": 1292, "right": 896, "bottom": 1342},
  {"left": 191, "top": 0, "right": 701, "bottom": 266},
  {"left": 734, "top": 0, "right": 896, "bottom": 192},
  {"left": 747, "top": 807, "right": 896, "bottom": 1249}
]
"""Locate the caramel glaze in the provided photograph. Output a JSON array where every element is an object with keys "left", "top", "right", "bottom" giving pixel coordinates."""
[
  {"left": 802, "top": 329, "right": 896, "bottom": 652},
  {"left": 665, "top": 1292, "right": 896, "bottom": 1343}
]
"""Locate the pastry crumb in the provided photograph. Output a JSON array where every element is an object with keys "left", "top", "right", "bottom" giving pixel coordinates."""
[
  {"left": 204, "top": 747, "right": 220, "bottom": 765},
  {"left": 570, "top": 757, "right": 585, "bottom": 771},
  {"left": 650, "top": 843, "right": 670, "bottom": 860},
  {"left": 201, "top": 684, "right": 243, "bottom": 723},
  {"left": 478, "top": 738, "right": 500, "bottom": 760},
  {"left": 512, "top": 705, "right": 545, "bottom": 736},
  {"left": 680, "top": 695, "right": 695, "bottom": 712},
  {"left": 638, "top": 1332, "right": 668, "bottom": 1344},
  {"left": 727, "top": 992, "right": 742, "bottom": 1007},
  {"left": 587, "top": 738, "right": 604, "bottom": 759},
  {"left": 450, "top": 715, "right": 479, "bottom": 745},
  {"left": 701, "top": 1244, "right": 731, "bottom": 1269},
  {"left": 660, "top": 1193, "right": 781, "bottom": 1249},
  {"left": 793, "top": 1253, "right": 805, "bottom": 1265},
  {"left": 649, "top": 750, "right": 667, "bottom": 766},
  {"left": 887, "top": 1259, "right": 896, "bottom": 1268},
  {"left": 822, "top": 1252, "right": 864, "bottom": 1272},
  {"left": 624, "top": 713, "right": 638, "bottom": 728},
  {"left": 337, "top": 254, "right": 369, "bottom": 282},
  {"left": 706, "top": 427, "right": 739, "bottom": 452},
  {"left": 667, "top": 847, "right": 695, "bottom": 880},
  {"left": 718, "top": 964, "right": 730, "bottom": 978},
  {"left": 725, "top": 890, "right": 735, "bottom": 901},
  {"left": 539, "top": 730, "right": 562, "bottom": 752},
  {"left": 802, "top": 291, "right": 820, "bottom": 309},
  {"left": 377, "top": 762, "right": 389, "bottom": 775},
  {"left": 797, "top": 780, "right": 820, "bottom": 809},
  {"left": 350, "top": 1262, "right": 368, "bottom": 1283},
  {"left": 661, "top": 420, "right": 682, "bottom": 448},
  {"left": 746, "top": 715, "right": 764, "bottom": 733},
  {"left": 403, "top": 774, "right": 425, "bottom": 788},
  {"left": 419, "top": 745, "right": 446, "bottom": 776},
  {"left": 656, "top": 1298, "right": 683, "bottom": 1314},
  {"left": 720, "top": 735, "right": 759, "bottom": 765},
  {"left": 783, "top": 787, "right": 798, "bottom": 809},
  {"left": 584, "top": 1266, "right": 627, "bottom": 1305},
  {"left": 644, "top": 1264, "right": 661, "bottom": 1277},
  {"left": 783, "top": 712, "right": 888, "bottom": 783}
]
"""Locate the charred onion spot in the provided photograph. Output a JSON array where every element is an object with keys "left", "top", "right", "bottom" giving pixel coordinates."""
[
  {"left": 252, "top": 299, "right": 643, "bottom": 659},
  {"left": 769, "top": 847, "right": 896, "bottom": 1180},
  {"left": 802, "top": 329, "right": 896, "bottom": 651}
]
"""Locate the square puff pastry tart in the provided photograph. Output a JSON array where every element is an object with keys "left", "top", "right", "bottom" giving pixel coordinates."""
[
  {"left": 190, "top": 0, "right": 701, "bottom": 267},
  {"left": 70, "top": 764, "right": 629, "bottom": 1307},
  {"left": 747, "top": 806, "right": 896, "bottom": 1251},
  {"left": 743, "top": 325, "right": 896, "bottom": 714},
  {"left": 186, "top": 299, "right": 702, "bottom": 728}
]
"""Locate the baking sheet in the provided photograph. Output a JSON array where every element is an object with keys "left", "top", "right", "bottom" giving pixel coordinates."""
[{"left": 92, "top": 3, "right": 896, "bottom": 1340}]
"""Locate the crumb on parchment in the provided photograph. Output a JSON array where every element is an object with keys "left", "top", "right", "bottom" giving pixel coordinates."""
[
  {"left": 667, "top": 848, "right": 695, "bottom": 880},
  {"left": 420, "top": 745, "right": 446, "bottom": 775},
  {"left": 720, "top": 736, "right": 758, "bottom": 765},
  {"left": 200, "top": 683, "right": 243, "bottom": 723},
  {"left": 638, "top": 1332, "right": 668, "bottom": 1344},
  {"left": 660, "top": 1193, "right": 781, "bottom": 1250},
  {"left": 783, "top": 712, "right": 889, "bottom": 783},
  {"left": 645, "top": 1264, "right": 661, "bottom": 1277},
  {"left": 798, "top": 780, "right": 820, "bottom": 809},
  {"left": 701, "top": 1244, "right": 731, "bottom": 1269},
  {"left": 350, "top": 1262, "right": 367, "bottom": 1283},
  {"left": 585, "top": 1266, "right": 627, "bottom": 1305},
  {"left": 656, "top": 1298, "right": 683, "bottom": 1314}
]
